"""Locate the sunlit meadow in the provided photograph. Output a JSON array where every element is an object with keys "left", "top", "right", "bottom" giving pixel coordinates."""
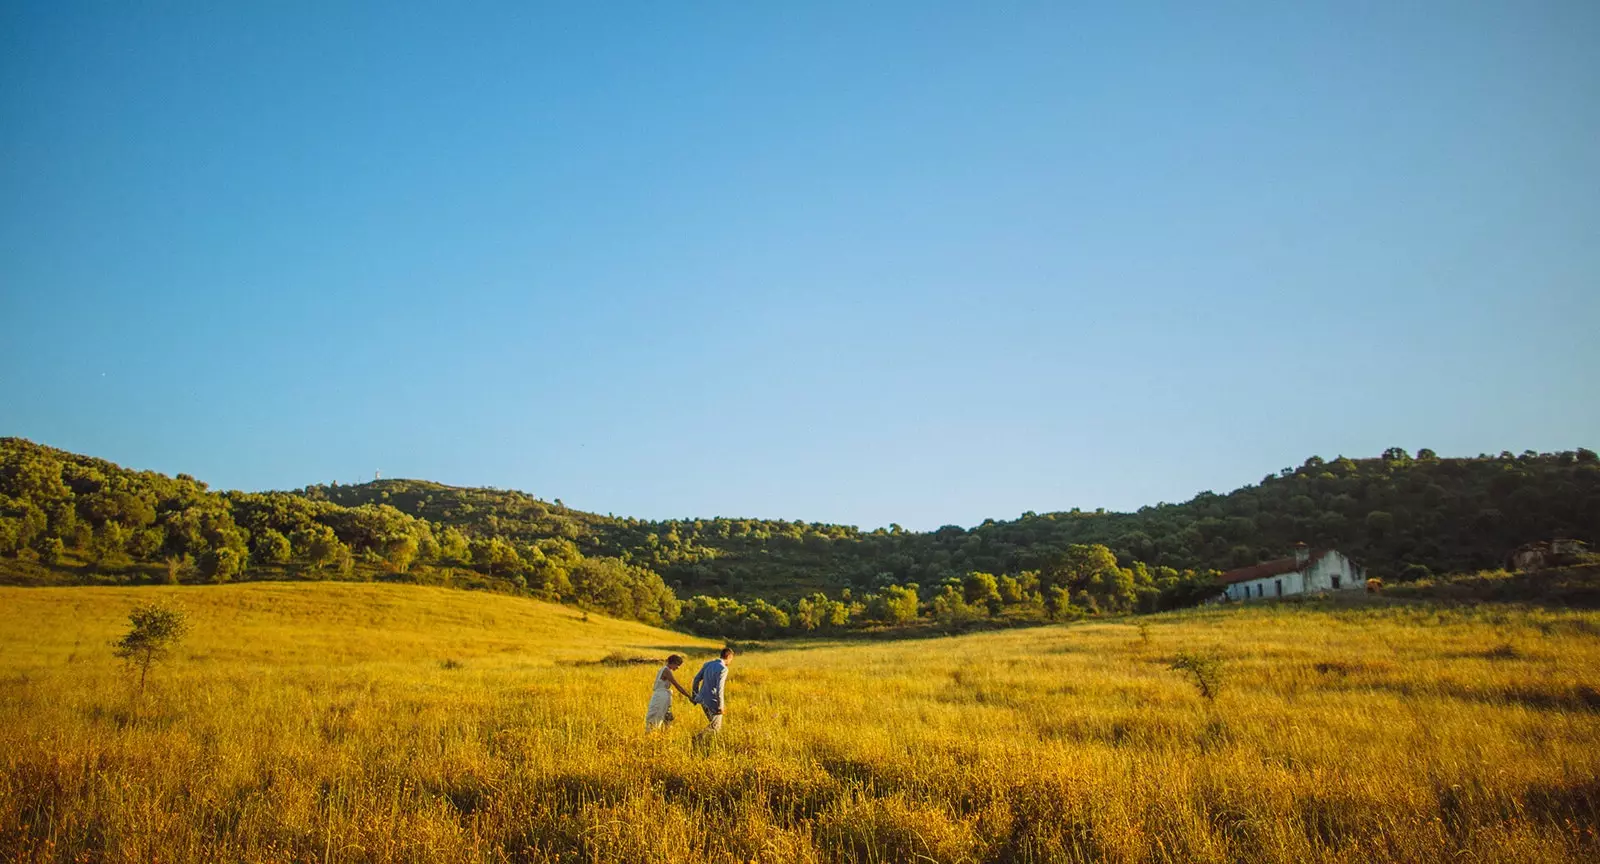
[{"left": 2, "top": 583, "right": 1597, "bottom": 863}]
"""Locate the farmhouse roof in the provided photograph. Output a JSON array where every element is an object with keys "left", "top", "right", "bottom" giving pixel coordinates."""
[{"left": 1218, "top": 549, "right": 1327, "bottom": 585}]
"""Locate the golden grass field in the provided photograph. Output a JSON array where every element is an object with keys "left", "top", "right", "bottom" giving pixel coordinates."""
[{"left": 2, "top": 583, "right": 1598, "bottom": 863}]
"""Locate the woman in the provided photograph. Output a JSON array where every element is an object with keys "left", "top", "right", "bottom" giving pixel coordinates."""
[{"left": 645, "top": 654, "right": 693, "bottom": 731}]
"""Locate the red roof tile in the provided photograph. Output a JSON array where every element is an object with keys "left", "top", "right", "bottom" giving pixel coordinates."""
[{"left": 1218, "top": 550, "right": 1326, "bottom": 585}]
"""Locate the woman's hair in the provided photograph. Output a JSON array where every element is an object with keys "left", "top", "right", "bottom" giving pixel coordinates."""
[{"left": 666, "top": 654, "right": 683, "bottom": 667}]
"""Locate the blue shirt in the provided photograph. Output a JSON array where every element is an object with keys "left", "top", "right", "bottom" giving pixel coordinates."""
[{"left": 691, "top": 658, "right": 728, "bottom": 713}]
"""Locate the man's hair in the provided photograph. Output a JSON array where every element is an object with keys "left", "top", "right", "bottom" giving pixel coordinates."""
[
  {"left": 666, "top": 654, "right": 683, "bottom": 666},
  {"left": 720, "top": 646, "right": 734, "bottom": 659}
]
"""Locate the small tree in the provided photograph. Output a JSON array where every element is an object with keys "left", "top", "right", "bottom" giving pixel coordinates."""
[
  {"left": 112, "top": 602, "right": 190, "bottom": 697},
  {"left": 1171, "top": 650, "right": 1225, "bottom": 703}
]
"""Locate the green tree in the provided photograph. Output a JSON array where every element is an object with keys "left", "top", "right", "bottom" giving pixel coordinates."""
[
  {"left": 1046, "top": 585, "right": 1086, "bottom": 620},
  {"left": 868, "top": 584, "right": 919, "bottom": 624},
  {"left": 795, "top": 592, "right": 851, "bottom": 631},
  {"left": 292, "top": 524, "right": 344, "bottom": 570},
  {"left": 333, "top": 542, "right": 355, "bottom": 577},
  {"left": 961, "top": 571, "right": 1002, "bottom": 612},
  {"left": 201, "top": 547, "right": 243, "bottom": 582},
  {"left": 931, "top": 583, "right": 978, "bottom": 626},
  {"left": 112, "top": 602, "right": 190, "bottom": 697},
  {"left": 0, "top": 517, "right": 19, "bottom": 556},
  {"left": 1087, "top": 566, "right": 1137, "bottom": 613},
  {"left": 127, "top": 526, "right": 166, "bottom": 560},
  {"left": 88, "top": 521, "right": 129, "bottom": 569},
  {"left": 996, "top": 574, "right": 1024, "bottom": 604},
  {"left": 567, "top": 557, "right": 681, "bottom": 625},
  {"left": 253, "top": 529, "right": 293, "bottom": 565},
  {"left": 1041, "top": 544, "right": 1120, "bottom": 593},
  {"left": 381, "top": 534, "right": 420, "bottom": 573},
  {"left": 747, "top": 598, "right": 791, "bottom": 632},
  {"left": 416, "top": 530, "right": 441, "bottom": 564},
  {"left": 469, "top": 537, "right": 521, "bottom": 576},
  {"left": 438, "top": 527, "right": 471, "bottom": 563}
]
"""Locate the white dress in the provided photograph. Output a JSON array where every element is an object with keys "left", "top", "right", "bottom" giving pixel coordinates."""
[{"left": 644, "top": 665, "right": 675, "bottom": 730}]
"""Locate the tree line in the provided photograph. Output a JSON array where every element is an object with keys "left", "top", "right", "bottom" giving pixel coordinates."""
[
  {"left": 0, "top": 439, "right": 678, "bottom": 624},
  {"left": 4, "top": 437, "right": 1596, "bottom": 630},
  {"left": 675, "top": 548, "right": 1222, "bottom": 639},
  {"left": 304, "top": 445, "right": 1599, "bottom": 599}
]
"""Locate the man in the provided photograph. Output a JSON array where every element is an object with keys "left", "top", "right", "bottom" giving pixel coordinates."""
[{"left": 690, "top": 646, "right": 734, "bottom": 745}]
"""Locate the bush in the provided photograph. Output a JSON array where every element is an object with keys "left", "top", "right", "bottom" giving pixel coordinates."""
[{"left": 1171, "top": 650, "right": 1225, "bottom": 702}]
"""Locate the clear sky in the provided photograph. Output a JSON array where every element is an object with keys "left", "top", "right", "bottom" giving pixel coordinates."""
[{"left": 2, "top": 2, "right": 1597, "bottom": 530}]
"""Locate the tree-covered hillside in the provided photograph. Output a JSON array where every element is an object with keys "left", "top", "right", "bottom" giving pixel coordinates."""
[
  {"left": 0, "top": 439, "right": 680, "bottom": 625},
  {"left": 309, "top": 447, "right": 1600, "bottom": 596},
  {"left": 4, "top": 438, "right": 1597, "bottom": 627}
]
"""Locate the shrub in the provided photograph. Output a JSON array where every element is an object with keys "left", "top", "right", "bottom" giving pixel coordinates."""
[{"left": 1171, "top": 650, "right": 1225, "bottom": 702}]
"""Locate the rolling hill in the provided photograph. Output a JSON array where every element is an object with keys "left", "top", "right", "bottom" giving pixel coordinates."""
[{"left": 3, "top": 437, "right": 1596, "bottom": 617}]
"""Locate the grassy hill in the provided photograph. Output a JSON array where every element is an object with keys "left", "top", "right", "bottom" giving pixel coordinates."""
[
  {"left": 2, "top": 583, "right": 1597, "bottom": 862},
  {"left": 0, "top": 582, "right": 715, "bottom": 674}
]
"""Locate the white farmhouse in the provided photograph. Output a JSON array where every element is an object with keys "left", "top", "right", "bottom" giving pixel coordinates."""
[{"left": 1220, "top": 544, "right": 1366, "bottom": 601}]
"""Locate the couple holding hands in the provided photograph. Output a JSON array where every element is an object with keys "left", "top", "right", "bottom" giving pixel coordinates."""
[{"left": 645, "top": 647, "right": 733, "bottom": 744}]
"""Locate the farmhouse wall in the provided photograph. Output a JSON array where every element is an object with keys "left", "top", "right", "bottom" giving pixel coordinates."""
[{"left": 1222, "top": 551, "right": 1364, "bottom": 601}]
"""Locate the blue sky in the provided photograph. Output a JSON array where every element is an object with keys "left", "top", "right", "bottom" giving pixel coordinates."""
[{"left": 2, "top": 2, "right": 1596, "bottom": 529}]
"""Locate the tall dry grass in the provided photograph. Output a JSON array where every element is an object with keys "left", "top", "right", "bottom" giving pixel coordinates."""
[{"left": 1, "top": 583, "right": 1596, "bottom": 863}]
